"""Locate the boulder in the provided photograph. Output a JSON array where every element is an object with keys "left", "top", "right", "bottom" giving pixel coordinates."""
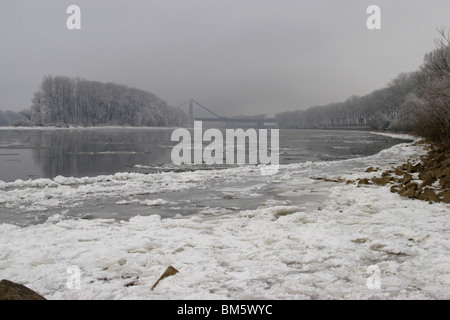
[
  {"left": 392, "top": 177, "right": 401, "bottom": 183},
  {"left": 400, "top": 188, "right": 415, "bottom": 198},
  {"left": 439, "top": 175, "right": 450, "bottom": 187},
  {"left": 428, "top": 168, "right": 442, "bottom": 179},
  {"left": 381, "top": 170, "right": 391, "bottom": 177},
  {"left": 441, "top": 158, "right": 450, "bottom": 168},
  {"left": 417, "top": 188, "right": 440, "bottom": 203},
  {"left": 0, "top": 280, "right": 46, "bottom": 300},
  {"left": 418, "top": 177, "right": 434, "bottom": 189},
  {"left": 358, "top": 178, "right": 370, "bottom": 186},
  {"left": 371, "top": 176, "right": 390, "bottom": 186},
  {"left": 402, "top": 174, "right": 413, "bottom": 185},
  {"left": 442, "top": 190, "right": 450, "bottom": 204},
  {"left": 406, "top": 163, "right": 413, "bottom": 173},
  {"left": 412, "top": 163, "right": 424, "bottom": 173},
  {"left": 390, "top": 185, "right": 402, "bottom": 194},
  {"left": 405, "top": 181, "right": 418, "bottom": 190},
  {"left": 441, "top": 167, "right": 450, "bottom": 177},
  {"left": 419, "top": 171, "right": 432, "bottom": 181}
]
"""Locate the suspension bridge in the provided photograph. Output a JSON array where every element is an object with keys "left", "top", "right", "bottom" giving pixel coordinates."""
[{"left": 177, "top": 100, "right": 278, "bottom": 128}]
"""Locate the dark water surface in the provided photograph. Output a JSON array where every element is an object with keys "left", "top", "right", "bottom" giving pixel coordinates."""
[{"left": 0, "top": 127, "right": 409, "bottom": 182}]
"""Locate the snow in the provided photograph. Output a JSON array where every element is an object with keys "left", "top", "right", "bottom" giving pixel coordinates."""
[
  {"left": 0, "top": 136, "right": 449, "bottom": 300},
  {"left": 370, "top": 131, "right": 417, "bottom": 141}
]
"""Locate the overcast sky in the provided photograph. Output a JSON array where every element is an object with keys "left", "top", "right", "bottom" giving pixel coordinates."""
[{"left": 1, "top": 0, "right": 449, "bottom": 116}]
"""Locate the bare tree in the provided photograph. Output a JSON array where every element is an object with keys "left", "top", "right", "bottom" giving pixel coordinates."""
[
  {"left": 28, "top": 76, "right": 188, "bottom": 127},
  {"left": 416, "top": 27, "right": 450, "bottom": 144}
]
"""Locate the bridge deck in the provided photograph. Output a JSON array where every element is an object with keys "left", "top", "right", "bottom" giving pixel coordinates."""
[{"left": 194, "top": 117, "right": 276, "bottom": 123}]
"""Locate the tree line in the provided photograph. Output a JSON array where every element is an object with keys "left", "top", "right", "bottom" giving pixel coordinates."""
[
  {"left": 0, "top": 110, "right": 27, "bottom": 126},
  {"left": 275, "top": 71, "right": 422, "bottom": 131},
  {"left": 275, "top": 29, "right": 450, "bottom": 146},
  {"left": 28, "top": 75, "right": 187, "bottom": 127}
]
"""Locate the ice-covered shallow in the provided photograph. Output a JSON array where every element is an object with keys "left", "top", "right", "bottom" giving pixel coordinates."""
[{"left": 0, "top": 136, "right": 449, "bottom": 299}]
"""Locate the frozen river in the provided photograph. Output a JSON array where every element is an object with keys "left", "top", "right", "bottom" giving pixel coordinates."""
[
  {"left": 0, "top": 127, "right": 409, "bottom": 225},
  {"left": 1, "top": 129, "right": 449, "bottom": 300}
]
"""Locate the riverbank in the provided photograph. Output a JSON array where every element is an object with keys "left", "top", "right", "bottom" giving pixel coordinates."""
[
  {"left": 353, "top": 140, "right": 450, "bottom": 203},
  {"left": 0, "top": 137, "right": 448, "bottom": 300}
]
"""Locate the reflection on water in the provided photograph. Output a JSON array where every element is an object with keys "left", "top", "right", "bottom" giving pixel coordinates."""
[
  {"left": 0, "top": 128, "right": 410, "bottom": 182},
  {"left": 0, "top": 128, "right": 174, "bottom": 181},
  {"left": 30, "top": 128, "right": 173, "bottom": 179}
]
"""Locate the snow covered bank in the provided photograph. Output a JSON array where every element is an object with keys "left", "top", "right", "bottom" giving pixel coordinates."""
[
  {"left": 369, "top": 131, "right": 417, "bottom": 141},
  {"left": 0, "top": 139, "right": 449, "bottom": 300}
]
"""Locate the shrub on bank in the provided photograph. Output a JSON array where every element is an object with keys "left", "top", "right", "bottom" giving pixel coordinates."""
[{"left": 415, "top": 29, "right": 450, "bottom": 147}]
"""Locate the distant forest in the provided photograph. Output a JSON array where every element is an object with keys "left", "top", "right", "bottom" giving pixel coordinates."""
[
  {"left": 2, "top": 30, "right": 449, "bottom": 146},
  {"left": 0, "top": 110, "right": 26, "bottom": 126},
  {"left": 27, "top": 76, "right": 187, "bottom": 127},
  {"left": 275, "top": 29, "right": 450, "bottom": 145},
  {"left": 276, "top": 71, "right": 422, "bottom": 131}
]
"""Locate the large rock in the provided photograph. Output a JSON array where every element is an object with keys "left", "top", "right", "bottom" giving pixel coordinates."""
[
  {"left": 418, "top": 177, "right": 433, "bottom": 189},
  {"left": 417, "top": 188, "right": 440, "bottom": 203},
  {"left": 0, "top": 280, "right": 46, "bottom": 300},
  {"left": 441, "top": 167, "right": 450, "bottom": 177},
  {"left": 371, "top": 176, "right": 390, "bottom": 186},
  {"left": 400, "top": 188, "right": 415, "bottom": 198},
  {"left": 405, "top": 181, "right": 418, "bottom": 190},
  {"left": 419, "top": 171, "right": 432, "bottom": 181},
  {"left": 357, "top": 178, "right": 370, "bottom": 186},
  {"left": 402, "top": 174, "right": 413, "bottom": 184},
  {"left": 394, "top": 167, "right": 405, "bottom": 176},
  {"left": 441, "top": 157, "right": 450, "bottom": 168},
  {"left": 442, "top": 190, "right": 450, "bottom": 204},
  {"left": 428, "top": 168, "right": 442, "bottom": 179},
  {"left": 412, "top": 163, "right": 424, "bottom": 173},
  {"left": 406, "top": 163, "right": 413, "bottom": 173},
  {"left": 390, "top": 185, "right": 402, "bottom": 194},
  {"left": 439, "top": 175, "right": 450, "bottom": 187}
]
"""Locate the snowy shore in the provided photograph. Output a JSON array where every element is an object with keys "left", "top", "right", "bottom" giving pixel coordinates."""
[{"left": 0, "top": 136, "right": 449, "bottom": 300}]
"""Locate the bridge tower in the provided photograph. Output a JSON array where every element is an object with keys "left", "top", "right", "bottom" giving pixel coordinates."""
[{"left": 188, "top": 99, "right": 194, "bottom": 121}]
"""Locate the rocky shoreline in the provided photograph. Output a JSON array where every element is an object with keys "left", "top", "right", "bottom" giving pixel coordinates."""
[{"left": 354, "top": 140, "right": 450, "bottom": 204}]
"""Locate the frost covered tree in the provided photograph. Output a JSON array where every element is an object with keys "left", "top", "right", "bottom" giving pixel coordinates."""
[
  {"left": 274, "top": 64, "right": 423, "bottom": 130},
  {"left": 275, "top": 71, "right": 421, "bottom": 130},
  {"left": 29, "top": 76, "right": 188, "bottom": 127},
  {"left": 415, "top": 28, "right": 450, "bottom": 145},
  {"left": 0, "top": 110, "right": 27, "bottom": 126},
  {"left": 389, "top": 93, "right": 425, "bottom": 132}
]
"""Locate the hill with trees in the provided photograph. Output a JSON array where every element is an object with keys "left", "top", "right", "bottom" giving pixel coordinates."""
[
  {"left": 28, "top": 75, "right": 187, "bottom": 127},
  {"left": 0, "top": 110, "right": 27, "bottom": 126}
]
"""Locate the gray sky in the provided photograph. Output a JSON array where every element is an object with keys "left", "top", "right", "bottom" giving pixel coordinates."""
[{"left": 1, "top": 0, "right": 449, "bottom": 116}]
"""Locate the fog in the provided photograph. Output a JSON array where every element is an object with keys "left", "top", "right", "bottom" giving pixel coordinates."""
[{"left": 1, "top": 0, "right": 449, "bottom": 116}]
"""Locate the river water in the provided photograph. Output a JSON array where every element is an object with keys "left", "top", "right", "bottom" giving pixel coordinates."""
[{"left": 0, "top": 127, "right": 411, "bottom": 226}]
